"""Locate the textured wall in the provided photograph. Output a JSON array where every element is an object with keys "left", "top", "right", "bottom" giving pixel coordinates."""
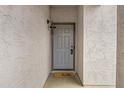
[
  {"left": 77, "top": 6, "right": 83, "bottom": 84},
  {"left": 0, "top": 6, "right": 50, "bottom": 87},
  {"left": 50, "top": 6, "right": 77, "bottom": 22},
  {"left": 83, "top": 6, "right": 117, "bottom": 86},
  {"left": 117, "top": 5, "right": 124, "bottom": 88}
]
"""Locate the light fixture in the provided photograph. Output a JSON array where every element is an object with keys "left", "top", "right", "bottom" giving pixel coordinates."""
[{"left": 47, "top": 19, "right": 56, "bottom": 30}]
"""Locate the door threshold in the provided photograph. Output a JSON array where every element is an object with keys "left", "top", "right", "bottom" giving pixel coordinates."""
[
  {"left": 51, "top": 70, "right": 76, "bottom": 73},
  {"left": 51, "top": 71, "right": 76, "bottom": 78}
]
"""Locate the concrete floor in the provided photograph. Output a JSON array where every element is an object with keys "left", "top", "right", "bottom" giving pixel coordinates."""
[
  {"left": 44, "top": 73, "right": 83, "bottom": 88},
  {"left": 44, "top": 73, "right": 115, "bottom": 88}
]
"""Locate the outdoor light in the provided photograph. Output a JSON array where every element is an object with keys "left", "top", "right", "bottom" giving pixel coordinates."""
[{"left": 47, "top": 19, "right": 56, "bottom": 30}]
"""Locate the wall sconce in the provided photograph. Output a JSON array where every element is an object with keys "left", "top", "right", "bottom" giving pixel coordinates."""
[
  {"left": 47, "top": 19, "right": 56, "bottom": 31},
  {"left": 47, "top": 19, "right": 50, "bottom": 24}
]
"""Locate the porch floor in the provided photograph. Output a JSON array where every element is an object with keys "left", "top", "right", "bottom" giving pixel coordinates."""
[
  {"left": 44, "top": 72, "right": 115, "bottom": 88},
  {"left": 44, "top": 73, "right": 82, "bottom": 88}
]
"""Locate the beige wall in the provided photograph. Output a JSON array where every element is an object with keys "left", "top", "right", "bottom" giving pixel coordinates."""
[
  {"left": 117, "top": 5, "right": 124, "bottom": 88},
  {"left": 77, "top": 6, "right": 83, "bottom": 84},
  {"left": 50, "top": 6, "right": 77, "bottom": 22},
  {"left": 0, "top": 5, "right": 118, "bottom": 88},
  {"left": 0, "top": 6, "right": 51, "bottom": 87},
  {"left": 83, "top": 5, "right": 117, "bottom": 86}
]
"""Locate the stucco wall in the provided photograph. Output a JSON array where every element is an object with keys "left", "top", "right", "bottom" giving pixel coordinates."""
[
  {"left": 117, "top": 5, "right": 124, "bottom": 88},
  {"left": 77, "top": 6, "right": 83, "bottom": 84},
  {"left": 83, "top": 5, "right": 117, "bottom": 86},
  {"left": 0, "top": 5, "right": 50, "bottom": 87},
  {"left": 50, "top": 6, "right": 77, "bottom": 23}
]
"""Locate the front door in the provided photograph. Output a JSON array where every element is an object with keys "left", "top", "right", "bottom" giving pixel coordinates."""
[{"left": 52, "top": 23, "right": 75, "bottom": 70}]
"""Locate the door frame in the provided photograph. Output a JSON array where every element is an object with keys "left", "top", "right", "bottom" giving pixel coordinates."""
[{"left": 51, "top": 22, "right": 75, "bottom": 71}]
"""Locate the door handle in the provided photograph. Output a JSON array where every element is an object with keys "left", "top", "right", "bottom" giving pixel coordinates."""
[{"left": 70, "top": 49, "right": 73, "bottom": 55}]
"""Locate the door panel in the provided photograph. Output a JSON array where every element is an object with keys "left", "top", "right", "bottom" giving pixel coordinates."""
[{"left": 53, "top": 24, "right": 74, "bottom": 70}]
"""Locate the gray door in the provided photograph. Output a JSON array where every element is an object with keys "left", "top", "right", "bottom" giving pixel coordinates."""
[{"left": 53, "top": 24, "right": 74, "bottom": 70}]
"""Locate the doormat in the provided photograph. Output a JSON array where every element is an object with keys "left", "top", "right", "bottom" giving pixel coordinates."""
[{"left": 53, "top": 72, "right": 75, "bottom": 77}]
